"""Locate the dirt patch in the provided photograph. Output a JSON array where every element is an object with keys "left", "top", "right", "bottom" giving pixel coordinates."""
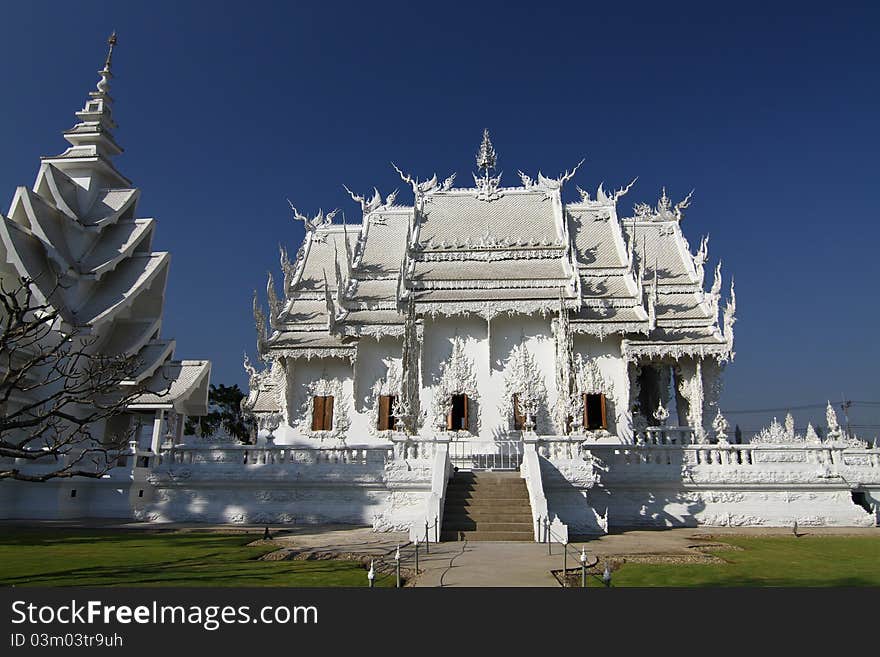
[
  {"left": 686, "top": 542, "right": 744, "bottom": 553},
  {"left": 255, "top": 544, "right": 418, "bottom": 586}
]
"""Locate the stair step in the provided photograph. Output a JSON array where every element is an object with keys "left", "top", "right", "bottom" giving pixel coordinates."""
[
  {"left": 446, "top": 490, "right": 530, "bottom": 498},
  {"left": 443, "top": 511, "right": 533, "bottom": 521},
  {"left": 444, "top": 502, "right": 532, "bottom": 517},
  {"left": 442, "top": 521, "right": 534, "bottom": 532},
  {"left": 441, "top": 472, "right": 533, "bottom": 541},
  {"left": 440, "top": 530, "right": 534, "bottom": 542}
]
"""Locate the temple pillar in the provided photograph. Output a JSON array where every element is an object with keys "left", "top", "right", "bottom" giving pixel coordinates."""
[
  {"left": 657, "top": 364, "right": 672, "bottom": 417},
  {"left": 672, "top": 363, "right": 689, "bottom": 427},
  {"left": 676, "top": 359, "right": 706, "bottom": 442},
  {"left": 701, "top": 358, "right": 723, "bottom": 430},
  {"left": 149, "top": 409, "right": 165, "bottom": 453},
  {"left": 628, "top": 362, "right": 644, "bottom": 436}
]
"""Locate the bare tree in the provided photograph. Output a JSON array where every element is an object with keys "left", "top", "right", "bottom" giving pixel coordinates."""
[{"left": 0, "top": 276, "right": 157, "bottom": 482}]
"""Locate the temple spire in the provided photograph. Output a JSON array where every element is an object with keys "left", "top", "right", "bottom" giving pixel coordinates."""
[
  {"left": 97, "top": 31, "right": 117, "bottom": 95},
  {"left": 45, "top": 32, "right": 124, "bottom": 164}
]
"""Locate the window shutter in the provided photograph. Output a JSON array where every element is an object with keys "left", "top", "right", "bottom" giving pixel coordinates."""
[
  {"left": 600, "top": 393, "right": 607, "bottom": 429},
  {"left": 446, "top": 404, "right": 454, "bottom": 431},
  {"left": 582, "top": 393, "right": 589, "bottom": 430},
  {"left": 311, "top": 396, "right": 325, "bottom": 431},
  {"left": 387, "top": 395, "right": 397, "bottom": 431},
  {"left": 462, "top": 395, "right": 469, "bottom": 432},
  {"left": 378, "top": 395, "right": 390, "bottom": 430},
  {"left": 513, "top": 394, "right": 523, "bottom": 430},
  {"left": 323, "top": 396, "right": 334, "bottom": 431}
]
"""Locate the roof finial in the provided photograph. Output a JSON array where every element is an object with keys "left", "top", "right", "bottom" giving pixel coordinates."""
[
  {"left": 97, "top": 31, "right": 117, "bottom": 94},
  {"left": 476, "top": 128, "right": 497, "bottom": 178}
]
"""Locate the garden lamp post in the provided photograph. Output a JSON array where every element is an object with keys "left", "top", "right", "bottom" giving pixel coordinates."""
[{"left": 580, "top": 547, "right": 588, "bottom": 588}]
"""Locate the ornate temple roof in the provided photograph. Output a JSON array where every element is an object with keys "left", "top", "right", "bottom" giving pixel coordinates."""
[{"left": 253, "top": 131, "right": 735, "bottom": 363}]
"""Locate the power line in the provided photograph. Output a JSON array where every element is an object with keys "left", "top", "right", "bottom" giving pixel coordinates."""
[{"left": 723, "top": 400, "right": 880, "bottom": 414}]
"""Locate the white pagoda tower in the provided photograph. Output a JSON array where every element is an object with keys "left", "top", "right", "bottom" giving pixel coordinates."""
[{"left": 0, "top": 34, "right": 210, "bottom": 519}]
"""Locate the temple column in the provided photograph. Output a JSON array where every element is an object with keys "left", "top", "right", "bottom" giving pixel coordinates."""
[
  {"left": 676, "top": 359, "right": 705, "bottom": 442},
  {"left": 672, "top": 363, "right": 689, "bottom": 427},
  {"left": 628, "top": 362, "right": 645, "bottom": 437},
  {"left": 701, "top": 358, "right": 723, "bottom": 429},
  {"left": 149, "top": 409, "right": 165, "bottom": 453}
]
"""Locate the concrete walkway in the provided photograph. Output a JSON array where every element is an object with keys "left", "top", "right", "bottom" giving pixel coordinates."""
[{"left": 413, "top": 541, "right": 561, "bottom": 587}]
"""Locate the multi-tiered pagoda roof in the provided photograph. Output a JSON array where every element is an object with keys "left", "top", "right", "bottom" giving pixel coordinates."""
[{"left": 254, "top": 132, "right": 734, "bottom": 365}]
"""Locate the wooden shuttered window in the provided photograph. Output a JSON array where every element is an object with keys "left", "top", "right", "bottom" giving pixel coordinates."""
[
  {"left": 377, "top": 395, "right": 397, "bottom": 431},
  {"left": 583, "top": 393, "right": 607, "bottom": 431},
  {"left": 447, "top": 394, "right": 469, "bottom": 432},
  {"left": 311, "top": 395, "right": 334, "bottom": 431},
  {"left": 512, "top": 394, "right": 525, "bottom": 430}
]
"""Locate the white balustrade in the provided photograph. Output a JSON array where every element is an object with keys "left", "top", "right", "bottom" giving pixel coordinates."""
[{"left": 158, "top": 445, "right": 393, "bottom": 467}]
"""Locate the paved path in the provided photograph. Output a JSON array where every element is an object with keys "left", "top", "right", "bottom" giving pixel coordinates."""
[{"left": 413, "top": 541, "right": 561, "bottom": 587}]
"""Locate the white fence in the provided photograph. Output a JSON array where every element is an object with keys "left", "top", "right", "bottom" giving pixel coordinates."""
[{"left": 448, "top": 440, "right": 523, "bottom": 471}]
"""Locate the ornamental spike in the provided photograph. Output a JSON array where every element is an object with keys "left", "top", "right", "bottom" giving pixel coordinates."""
[{"left": 476, "top": 128, "right": 497, "bottom": 174}]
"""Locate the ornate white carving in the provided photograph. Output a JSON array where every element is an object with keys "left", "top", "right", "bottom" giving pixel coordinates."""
[
  {"left": 576, "top": 178, "right": 637, "bottom": 205},
  {"left": 825, "top": 401, "right": 841, "bottom": 440},
  {"left": 499, "top": 343, "right": 547, "bottom": 433},
  {"left": 288, "top": 201, "right": 338, "bottom": 239},
  {"left": 279, "top": 244, "right": 295, "bottom": 294},
  {"left": 266, "top": 272, "right": 281, "bottom": 329},
  {"left": 422, "top": 235, "right": 561, "bottom": 250},
  {"left": 631, "top": 187, "right": 693, "bottom": 222},
  {"left": 252, "top": 290, "right": 267, "bottom": 355},
  {"left": 751, "top": 416, "right": 801, "bottom": 444},
  {"left": 367, "top": 359, "right": 404, "bottom": 437},
  {"left": 343, "top": 184, "right": 398, "bottom": 217},
  {"left": 678, "top": 360, "right": 705, "bottom": 442},
  {"left": 536, "top": 160, "right": 584, "bottom": 190},
  {"left": 723, "top": 279, "right": 736, "bottom": 357},
  {"left": 574, "top": 354, "right": 612, "bottom": 396},
  {"left": 297, "top": 375, "right": 350, "bottom": 441},
  {"left": 431, "top": 336, "right": 479, "bottom": 434},
  {"left": 568, "top": 354, "right": 615, "bottom": 437},
  {"left": 419, "top": 247, "right": 564, "bottom": 260},
  {"left": 692, "top": 235, "right": 708, "bottom": 288},
  {"left": 418, "top": 299, "right": 568, "bottom": 321},
  {"left": 654, "top": 402, "right": 670, "bottom": 426},
  {"left": 473, "top": 129, "right": 504, "bottom": 202},
  {"left": 712, "top": 408, "right": 729, "bottom": 443}
]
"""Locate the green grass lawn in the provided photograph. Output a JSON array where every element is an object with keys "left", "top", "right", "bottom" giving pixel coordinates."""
[
  {"left": 593, "top": 536, "right": 880, "bottom": 587},
  {"left": 0, "top": 529, "right": 391, "bottom": 587}
]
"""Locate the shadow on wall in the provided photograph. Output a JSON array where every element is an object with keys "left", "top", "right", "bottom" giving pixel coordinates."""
[
  {"left": 540, "top": 455, "right": 708, "bottom": 532},
  {"left": 586, "top": 484, "right": 708, "bottom": 530},
  {"left": 139, "top": 462, "right": 395, "bottom": 526}
]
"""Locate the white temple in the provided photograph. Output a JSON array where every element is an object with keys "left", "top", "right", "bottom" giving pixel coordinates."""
[
  {"left": 0, "top": 35, "right": 210, "bottom": 519},
  {"left": 1, "top": 41, "right": 878, "bottom": 534},
  {"left": 142, "top": 130, "right": 879, "bottom": 535}
]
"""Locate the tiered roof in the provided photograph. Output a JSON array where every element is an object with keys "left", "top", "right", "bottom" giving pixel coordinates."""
[
  {"left": 254, "top": 132, "right": 735, "bottom": 365},
  {"left": 0, "top": 34, "right": 210, "bottom": 414}
]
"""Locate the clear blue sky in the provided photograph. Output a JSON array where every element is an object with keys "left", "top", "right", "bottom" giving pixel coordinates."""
[{"left": 2, "top": 1, "right": 878, "bottom": 436}]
